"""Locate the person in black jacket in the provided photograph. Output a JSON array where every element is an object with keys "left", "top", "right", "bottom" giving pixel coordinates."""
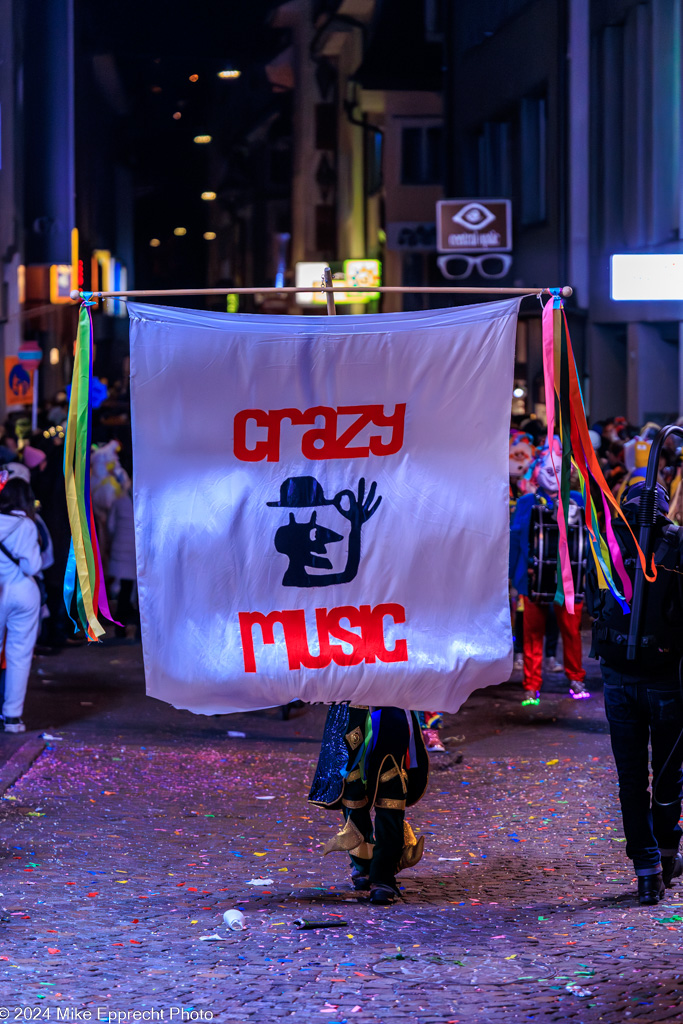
[{"left": 586, "top": 482, "right": 683, "bottom": 905}]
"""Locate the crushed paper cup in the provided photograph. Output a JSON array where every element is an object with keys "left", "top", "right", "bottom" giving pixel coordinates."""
[{"left": 223, "top": 909, "right": 246, "bottom": 931}]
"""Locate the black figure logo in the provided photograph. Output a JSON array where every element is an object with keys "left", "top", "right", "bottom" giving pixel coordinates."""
[{"left": 267, "top": 475, "right": 381, "bottom": 588}]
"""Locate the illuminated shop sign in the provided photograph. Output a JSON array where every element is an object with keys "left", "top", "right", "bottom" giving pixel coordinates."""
[
  {"left": 611, "top": 254, "right": 683, "bottom": 301},
  {"left": 437, "top": 199, "right": 512, "bottom": 253},
  {"left": 295, "top": 260, "right": 381, "bottom": 306}
]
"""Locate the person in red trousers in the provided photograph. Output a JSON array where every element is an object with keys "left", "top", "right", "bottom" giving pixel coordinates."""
[
  {"left": 522, "top": 596, "right": 587, "bottom": 704},
  {"left": 509, "top": 438, "right": 590, "bottom": 706}
]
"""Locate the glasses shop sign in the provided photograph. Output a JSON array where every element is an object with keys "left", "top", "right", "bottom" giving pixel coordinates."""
[{"left": 436, "top": 199, "right": 512, "bottom": 281}]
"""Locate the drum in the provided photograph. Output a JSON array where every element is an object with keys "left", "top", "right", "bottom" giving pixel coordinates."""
[{"left": 528, "top": 503, "right": 587, "bottom": 603}]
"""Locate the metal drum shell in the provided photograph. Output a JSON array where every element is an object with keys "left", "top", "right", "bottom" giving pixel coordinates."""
[{"left": 528, "top": 503, "right": 587, "bottom": 604}]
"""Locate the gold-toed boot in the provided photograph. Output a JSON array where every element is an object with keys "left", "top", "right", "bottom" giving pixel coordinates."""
[
  {"left": 322, "top": 817, "right": 365, "bottom": 856},
  {"left": 398, "top": 820, "right": 424, "bottom": 871}
]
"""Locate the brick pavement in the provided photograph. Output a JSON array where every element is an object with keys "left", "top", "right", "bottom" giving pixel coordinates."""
[{"left": 0, "top": 639, "right": 681, "bottom": 1022}]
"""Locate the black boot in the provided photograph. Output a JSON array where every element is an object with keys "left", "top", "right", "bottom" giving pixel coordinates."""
[
  {"left": 638, "top": 872, "right": 666, "bottom": 905},
  {"left": 662, "top": 854, "right": 683, "bottom": 887},
  {"left": 369, "top": 882, "right": 400, "bottom": 905},
  {"left": 351, "top": 869, "right": 370, "bottom": 892}
]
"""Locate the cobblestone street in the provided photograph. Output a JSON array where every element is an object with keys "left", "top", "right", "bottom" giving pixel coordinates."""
[{"left": 0, "top": 639, "right": 681, "bottom": 1022}]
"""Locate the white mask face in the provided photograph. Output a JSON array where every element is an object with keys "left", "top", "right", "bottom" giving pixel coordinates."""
[{"left": 536, "top": 451, "right": 561, "bottom": 494}]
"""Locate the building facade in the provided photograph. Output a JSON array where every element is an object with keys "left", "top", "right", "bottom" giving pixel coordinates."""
[
  {"left": 445, "top": 0, "right": 683, "bottom": 424},
  {"left": 0, "top": 0, "right": 136, "bottom": 418},
  {"left": 265, "top": 0, "right": 444, "bottom": 312}
]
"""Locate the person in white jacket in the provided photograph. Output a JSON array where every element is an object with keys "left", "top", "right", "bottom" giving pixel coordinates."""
[{"left": 0, "top": 477, "right": 42, "bottom": 732}]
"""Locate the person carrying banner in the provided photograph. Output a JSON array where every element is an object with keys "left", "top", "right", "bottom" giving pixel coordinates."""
[
  {"left": 586, "top": 482, "right": 683, "bottom": 905},
  {"left": 509, "top": 438, "right": 589, "bottom": 706},
  {"left": 309, "top": 704, "right": 428, "bottom": 905}
]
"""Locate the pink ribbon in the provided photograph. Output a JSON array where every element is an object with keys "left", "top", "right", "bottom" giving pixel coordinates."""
[{"left": 541, "top": 297, "right": 575, "bottom": 613}]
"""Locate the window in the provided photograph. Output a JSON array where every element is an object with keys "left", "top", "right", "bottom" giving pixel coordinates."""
[
  {"left": 519, "top": 96, "right": 546, "bottom": 224},
  {"left": 315, "top": 205, "right": 336, "bottom": 254},
  {"left": 477, "top": 121, "right": 511, "bottom": 196},
  {"left": 269, "top": 146, "right": 291, "bottom": 186},
  {"left": 425, "top": 0, "right": 446, "bottom": 41},
  {"left": 315, "top": 104, "right": 337, "bottom": 151},
  {"left": 401, "top": 125, "right": 443, "bottom": 185},
  {"left": 366, "top": 129, "right": 383, "bottom": 196}
]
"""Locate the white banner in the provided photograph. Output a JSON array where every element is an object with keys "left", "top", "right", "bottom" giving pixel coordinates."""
[{"left": 128, "top": 300, "right": 518, "bottom": 715}]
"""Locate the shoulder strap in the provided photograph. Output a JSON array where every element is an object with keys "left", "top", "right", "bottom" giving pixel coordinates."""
[
  {"left": 0, "top": 538, "right": 21, "bottom": 567},
  {"left": 653, "top": 523, "right": 683, "bottom": 566}
]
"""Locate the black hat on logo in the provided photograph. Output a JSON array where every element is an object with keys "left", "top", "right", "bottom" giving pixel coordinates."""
[{"left": 267, "top": 476, "right": 331, "bottom": 508}]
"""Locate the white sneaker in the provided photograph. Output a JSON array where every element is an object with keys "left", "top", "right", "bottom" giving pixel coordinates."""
[
  {"left": 3, "top": 718, "right": 26, "bottom": 733},
  {"left": 545, "top": 656, "right": 563, "bottom": 673},
  {"left": 513, "top": 653, "right": 524, "bottom": 672},
  {"left": 568, "top": 680, "right": 591, "bottom": 700}
]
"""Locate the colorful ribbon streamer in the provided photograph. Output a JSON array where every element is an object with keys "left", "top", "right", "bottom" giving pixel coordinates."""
[
  {"left": 63, "top": 299, "right": 115, "bottom": 640},
  {"left": 541, "top": 290, "right": 655, "bottom": 614}
]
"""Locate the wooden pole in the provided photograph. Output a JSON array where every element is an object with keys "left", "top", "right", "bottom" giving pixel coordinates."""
[
  {"left": 323, "top": 268, "right": 336, "bottom": 316},
  {"left": 69, "top": 285, "right": 573, "bottom": 301}
]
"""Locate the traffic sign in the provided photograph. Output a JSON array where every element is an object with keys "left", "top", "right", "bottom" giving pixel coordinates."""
[{"left": 17, "top": 342, "right": 43, "bottom": 370}]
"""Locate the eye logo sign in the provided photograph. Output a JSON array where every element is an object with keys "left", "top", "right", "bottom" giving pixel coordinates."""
[
  {"left": 437, "top": 198, "right": 512, "bottom": 254},
  {"left": 267, "top": 475, "right": 381, "bottom": 588},
  {"left": 450, "top": 202, "right": 497, "bottom": 231}
]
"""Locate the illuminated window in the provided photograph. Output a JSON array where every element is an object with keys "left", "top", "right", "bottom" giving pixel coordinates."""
[
  {"left": 218, "top": 69, "right": 241, "bottom": 79},
  {"left": 194, "top": 135, "right": 212, "bottom": 144},
  {"left": 149, "top": 238, "right": 161, "bottom": 247},
  {"left": 173, "top": 227, "right": 187, "bottom": 236},
  {"left": 201, "top": 191, "right": 217, "bottom": 201},
  {"left": 203, "top": 232, "right": 217, "bottom": 240},
  {"left": 49, "top": 348, "right": 60, "bottom": 365}
]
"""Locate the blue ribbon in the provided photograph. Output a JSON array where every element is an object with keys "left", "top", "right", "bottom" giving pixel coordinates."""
[
  {"left": 406, "top": 711, "right": 417, "bottom": 769},
  {"left": 63, "top": 541, "right": 79, "bottom": 630}
]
